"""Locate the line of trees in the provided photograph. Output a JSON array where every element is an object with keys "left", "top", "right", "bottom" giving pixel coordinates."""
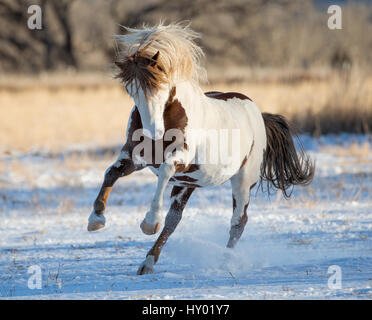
[
  {"left": 0, "top": 0, "right": 371, "bottom": 73},
  {"left": 0, "top": 0, "right": 76, "bottom": 71}
]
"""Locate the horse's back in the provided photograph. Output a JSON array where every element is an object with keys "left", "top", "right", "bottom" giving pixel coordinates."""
[
  {"left": 204, "top": 90, "right": 266, "bottom": 152},
  {"left": 166, "top": 91, "right": 267, "bottom": 188}
]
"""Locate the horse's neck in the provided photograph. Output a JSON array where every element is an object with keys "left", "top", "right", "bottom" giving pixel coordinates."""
[
  {"left": 175, "top": 81, "right": 226, "bottom": 129},
  {"left": 174, "top": 81, "right": 204, "bottom": 103}
]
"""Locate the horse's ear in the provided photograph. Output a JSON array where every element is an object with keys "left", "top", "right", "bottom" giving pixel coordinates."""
[{"left": 150, "top": 51, "right": 160, "bottom": 67}]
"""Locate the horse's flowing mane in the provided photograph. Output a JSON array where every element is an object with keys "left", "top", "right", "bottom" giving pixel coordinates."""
[{"left": 114, "top": 22, "right": 207, "bottom": 95}]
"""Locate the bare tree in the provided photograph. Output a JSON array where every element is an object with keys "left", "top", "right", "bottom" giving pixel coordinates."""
[{"left": 0, "top": 0, "right": 76, "bottom": 72}]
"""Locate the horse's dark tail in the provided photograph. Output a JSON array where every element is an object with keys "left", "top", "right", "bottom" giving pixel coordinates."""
[{"left": 260, "top": 113, "right": 315, "bottom": 199}]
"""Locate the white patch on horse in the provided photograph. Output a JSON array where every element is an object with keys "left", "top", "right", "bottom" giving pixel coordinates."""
[
  {"left": 133, "top": 154, "right": 147, "bottom": 167},
  {"left": 113, "top": 150, "right": 131, "bottom": 168},
  {"left": 133, "top": 84, "right": 170, "bottom": 140}
]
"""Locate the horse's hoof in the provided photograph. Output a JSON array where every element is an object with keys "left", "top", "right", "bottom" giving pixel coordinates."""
[
  {"left": 137, "top": 256, "right": 155, "bottom": 275},
  {"left": 140, "top": 220, "right": 160, "bottom": 235},
  {"left": 88, "top": 221, "right": 105, "bottom": 232},
  {"left": 87, "top": 211, "right": 106, "bottom": 231},
  {"left": 137, "top": 265, "right": 154, "bottom": 275}
]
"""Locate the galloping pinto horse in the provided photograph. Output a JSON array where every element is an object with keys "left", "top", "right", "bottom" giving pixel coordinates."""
[{"left": 87, "top": 23, "right": 314, "bottom": 275}]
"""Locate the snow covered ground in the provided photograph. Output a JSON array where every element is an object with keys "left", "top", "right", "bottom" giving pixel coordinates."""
[{"left": 0, "top": 134, "right": 371, "bottom": 299}]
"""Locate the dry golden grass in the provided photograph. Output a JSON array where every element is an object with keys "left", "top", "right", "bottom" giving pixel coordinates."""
[
  {"left": 207, "top": 67, "right": 372, "bottom": 135},
  {"left": 323, "top": 142, "right": 371, "bottom": 159},
  {"left": 320, "top": 142, "right": 372, "bottom": 168},
  {"left": 0, "top": 74, "right": 132, "bottom": 153},
  {"left": 0, "top": 69, "right": 371, "bottom": 153}
]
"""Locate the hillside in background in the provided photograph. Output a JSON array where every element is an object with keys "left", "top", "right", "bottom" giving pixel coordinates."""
[{"left": 1, "top": 0, "right": 372, "bottom": 73}]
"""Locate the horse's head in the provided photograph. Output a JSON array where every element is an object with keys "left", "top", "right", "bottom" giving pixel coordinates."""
[
  {"left": 114, "top": 23, "right": 206, "bottom": 140},
  {"left": 115, "top": 50, "right": 170, "bottom": 140}
]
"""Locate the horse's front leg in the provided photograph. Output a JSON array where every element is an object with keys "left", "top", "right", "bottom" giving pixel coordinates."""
[
  {"left": 137, "top": 186, "right": 194, "bottom": 275},
  {"left": 140, "top": 161, "right": 177, "bottom": 235},
  {"left": 87, "top": 148, "right": 139, "bottom": 231}
]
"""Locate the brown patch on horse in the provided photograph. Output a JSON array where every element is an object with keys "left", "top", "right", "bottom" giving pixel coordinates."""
[
  {"left": 240, "top": 203, "right": 249, "bottom": 225},
  {"left": 169, "top": 185, "right": 183, "bottom": 197},
  {"left": 125, "top": 107, "right": 163, "bottom": 168},
  {"left": 175, "top": 163, "right": 200, "bottom": 174},
  {"left": 179, "top": 182, "right": 201, "bottom": 188},
  {"left": 163, "top": 87, "right": 188, "bottom": 134},
  {"left": 173, "top": 162, "right": 186, "bottom": 173},
  {"left": 94, "top": 186, "right": 112, "bottom": 213},
  {"left": 165, "top": 86, "right": 177, "bottom": 105},
  {"left": 126, "top": 106, "right": 143, "bottom": 146},
  {"left": 185, "top": 164, "right": 199, "bottom": 173},
  {"left": 205, "top": 91, "right": 252, "bottom": 102},
  {"left": 232, "top": 196, "right": 237, "bottom": 211},
  {"left": 169, "top": 177, "right": 201, "bottom": 188},
  {"left": 162, "top": 87, "right": 189, "bottom": 172},
  {"left": 173, "top": 175, "right": 198, "bottom": 182},
  {"left": 171, "top": 163, "right": 201, "bottom": 182}
]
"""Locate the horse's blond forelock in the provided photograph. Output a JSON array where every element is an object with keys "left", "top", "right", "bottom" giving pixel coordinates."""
[{"left": 115, "top": 22, "right": 207, "bottom": 94}]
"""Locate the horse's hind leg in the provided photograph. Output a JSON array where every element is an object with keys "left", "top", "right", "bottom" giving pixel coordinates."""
[
  {"left": 88, "top": 147, "right": 139, "bottom": 231},
  {"left": 137, "top": 186, "right": 194, "bottom": 275},
  {"left": 227, "top": 168, "right": 257, "bottom": 248}
]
